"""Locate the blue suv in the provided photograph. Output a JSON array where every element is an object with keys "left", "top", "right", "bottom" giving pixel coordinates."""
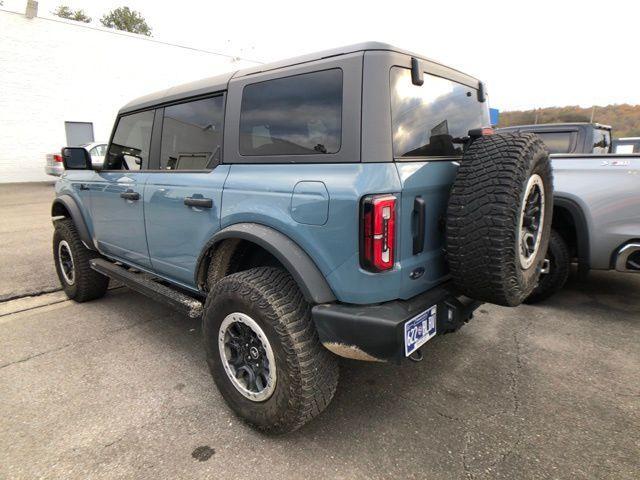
[{"left": 52, "top": 43, "right": 553, "bottom": 433}]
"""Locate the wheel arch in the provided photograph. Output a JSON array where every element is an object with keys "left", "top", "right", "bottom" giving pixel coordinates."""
[
  {"left": 51, "top": 195, "right": 96, "bottom": 251},
  {"left": 195, "top": 223, "right": 336, "bottom": 304},
  {"left": 553, "top": 196, "right": 590, "bottom": 274}
]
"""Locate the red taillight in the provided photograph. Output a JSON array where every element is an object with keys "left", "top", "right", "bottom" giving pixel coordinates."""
[
  {"left": 360, "top": 194, "right": 396, "bottom": 272},
  {"left": 53, "top": 154, "right": 63, "bottom": 163}
]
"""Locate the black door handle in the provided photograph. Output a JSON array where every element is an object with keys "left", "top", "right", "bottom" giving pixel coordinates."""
[
  {"left": 79, "top": 183, "right": 90, "bottom": 191},
  {"left": 120, "top": 189, "right": 140, "bottom": 201},
  {"left": 184, "top": 197, "right": 213, "bottom": 208},
  {"left": 412, "top": 196, "right": 426, "bottom": 255}
]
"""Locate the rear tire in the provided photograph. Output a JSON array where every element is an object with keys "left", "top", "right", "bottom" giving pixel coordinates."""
[
  {"left": 53, "top": 219, "right": 109, "bottom": 302},
  {"left": 446, "top": 133, "right": 553, "bottom": 306},
  {"left": 524, "top": 230, "right": 570, "bottom": 304},
  {"left": 202, "top": 267, "right": 339, "bottom": 434}
]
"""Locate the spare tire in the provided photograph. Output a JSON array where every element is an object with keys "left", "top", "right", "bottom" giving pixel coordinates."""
[{"left": 445, "top": 133, "right": 553, "bottom": 306}]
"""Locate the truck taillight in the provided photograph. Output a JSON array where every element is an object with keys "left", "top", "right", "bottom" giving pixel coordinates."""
[
  {"left": 360, "top": 194, "right": 396, "bottom": 272},
  {"left": 53, "top": 154, "right": 63, "bottom": 163}
]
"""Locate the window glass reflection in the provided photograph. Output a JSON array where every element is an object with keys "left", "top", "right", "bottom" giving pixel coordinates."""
[
  {"left": 391, "top": 67, "right": 489, "bottom": 157},
  {"left": 106, "top": 111, "right": 154, "bottom": 170},
  {"left": 160, "top": 96, "right": 225, "bottom": 170},
  {"left": 239, "top": 69, "right": 342, "bottom": 156}
]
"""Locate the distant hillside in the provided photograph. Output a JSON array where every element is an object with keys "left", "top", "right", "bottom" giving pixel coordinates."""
[{"left": 498, "top": 104, "right": 640, "bottom": 138}]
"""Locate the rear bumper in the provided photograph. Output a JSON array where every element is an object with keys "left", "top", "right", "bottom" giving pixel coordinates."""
[
  {"left": 614, "top": 242, "right": 640, "bottom": 273},
  {"left": 45, "top": 165, "right": 63, "bottom": 176},
  {"left": 311, "top": 282, "right": 481, "bottom": 362}
]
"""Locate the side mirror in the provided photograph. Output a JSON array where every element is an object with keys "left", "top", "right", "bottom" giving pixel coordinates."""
[{"left": 61, "top": 147, "right": 92, "bottom": 170}]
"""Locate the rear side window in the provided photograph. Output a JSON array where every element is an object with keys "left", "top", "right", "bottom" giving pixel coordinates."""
[
  {"left": 391, "top": 67, "right": 489, "bottom": 158},
  {"left": 239, "top": 69, "right": 342, "bottom": 156},
  {"left": 160, "top": 96, "right": 225, "bottom": 170},
  {"left": 592, "top": 128, "right": 611, "bottom": 154},
  {"left": 531, "top": 131, "right": 577, "bottom": 154},
  {"left": 106, "top": 111, "right": 154, "bottom": 170}
]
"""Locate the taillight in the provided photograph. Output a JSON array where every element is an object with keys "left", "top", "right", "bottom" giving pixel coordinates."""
[
  {"left": 360, "top": 194, "right": 396, "bottom": 272},
  {"left": 53, "top": 154, "right": 63, "bottom": 163}
]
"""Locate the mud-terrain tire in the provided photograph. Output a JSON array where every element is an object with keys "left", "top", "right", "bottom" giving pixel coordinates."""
[
  {"left": 524, "top": 230, "right": 570, "bottom": 304},
  {"left": 446, "top": 133, "right": 553, "bottom": 306},
  {"left": 53, "top": 219, "right": 109, "bottom": 302},
  {"left": 202, "top": 267, "right": 339, "bottom": 434}
]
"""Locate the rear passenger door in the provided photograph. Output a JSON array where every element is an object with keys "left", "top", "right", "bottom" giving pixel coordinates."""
[
  {"left": 92, "top": 110, "right": 153, "bottom": 268},
  {"left": 143, "top": 94, "right": 228, "bottom": 287}
]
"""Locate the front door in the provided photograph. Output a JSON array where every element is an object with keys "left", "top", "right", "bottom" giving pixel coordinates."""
[
  {"left": 143, "top": 95, "right": 227, "bottom": 287},
  {"left": 91, "top": 110, "right": 154, "bottom": 268}
]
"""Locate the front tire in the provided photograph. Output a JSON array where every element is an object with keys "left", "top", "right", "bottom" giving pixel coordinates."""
[
  {"left": 524, "top": 229, "right": 570, "bottom": 304},
  {"left": 202, "top": 267, "right": 339, "bottom": 434},
  {"left": 53, "top": 219, "right": 109, "bottom": 302}
]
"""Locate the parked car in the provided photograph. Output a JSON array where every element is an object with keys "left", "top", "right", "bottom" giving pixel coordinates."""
[
  {"left": 51, "top": 43, "right": 553, "bottom": 433},
  {"left": 613, "top": 137, "right": 640, "bottom": 154},
  {"left": 498, "top": 125, "right": 640, "bottom": 302},
  {"left": 498, "top": 122, "right": 612, "bottom": 154},
  {"left": 45, "top": 142, "right": 107, "bottom": 176}
]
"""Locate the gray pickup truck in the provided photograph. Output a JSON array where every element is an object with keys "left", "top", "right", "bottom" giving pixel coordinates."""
[{"left": 499, "top": 123, "right": 640, "bottom": 301}]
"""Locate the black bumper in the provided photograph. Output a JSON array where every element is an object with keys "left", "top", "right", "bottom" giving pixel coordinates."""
[{"left": 311, "top": 282, "right": 481, "bottom": 362}]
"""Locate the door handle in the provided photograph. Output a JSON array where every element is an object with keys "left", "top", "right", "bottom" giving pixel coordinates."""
[
  {"left": 412, "top": 196, "right": 426, "bottom": 255},
  {"left": 184, "top": 197, "right": 213, "bottom": 209},
  {"left": 120, "top": 189, "right": 140, "bottom": 201},
  {"left": 79, "top": 183, "right": 89, "bottom": 191}
]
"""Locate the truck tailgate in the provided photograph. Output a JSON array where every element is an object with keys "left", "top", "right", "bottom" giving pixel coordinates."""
[{"left": 395, "top": 160, "right": 458, "bottom": 300}]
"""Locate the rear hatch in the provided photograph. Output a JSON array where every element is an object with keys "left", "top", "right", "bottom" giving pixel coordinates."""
[{"left": 389, "top": 66, "right": 490, "bottom": 299}]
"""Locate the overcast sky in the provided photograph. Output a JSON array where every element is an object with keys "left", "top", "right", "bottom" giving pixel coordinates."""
[{"left": 4, "top": 0, "right": 638, "bottom": 111}]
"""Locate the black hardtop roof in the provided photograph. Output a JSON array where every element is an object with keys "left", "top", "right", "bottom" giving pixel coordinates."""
[
  {"left": 119, "top": 42, "right": 479, "bottom": 114},
  {"left": 499, "top": 122, "right": 612, "bottom": 131}
]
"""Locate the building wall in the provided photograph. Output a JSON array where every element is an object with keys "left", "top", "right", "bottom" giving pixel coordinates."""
[{"left": 0, "top": 10, "right": 258, "bottom": 183}]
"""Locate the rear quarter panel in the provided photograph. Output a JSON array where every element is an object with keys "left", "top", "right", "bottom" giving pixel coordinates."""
[{"left": 221, "top": 163, "right": 405, "bottom": 304}]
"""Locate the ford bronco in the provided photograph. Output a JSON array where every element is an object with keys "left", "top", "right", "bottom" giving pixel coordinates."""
[{"left": 52, "top": 43, "right": 553, "bottom": 433}]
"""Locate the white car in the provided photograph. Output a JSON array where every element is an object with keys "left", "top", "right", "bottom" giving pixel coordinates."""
[{"left": 45, "top": 142, "right": 107, "bottom": 176}]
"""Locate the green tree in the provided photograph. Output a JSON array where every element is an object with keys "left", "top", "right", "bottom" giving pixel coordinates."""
[
  {"left": 52, "top": 5, "right": 92, "bottom": 23},
  {"left": 100, "top": 7, "right": 152, "bottom": 36}
]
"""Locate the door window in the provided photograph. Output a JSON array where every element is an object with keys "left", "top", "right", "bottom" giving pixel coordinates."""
[
  {"left": 159, "top": 96, "right": 225, "bottom": 170},
  {"left": 105, "top": 111, "right": 154, "bottom": 170},
  {"left": 239, "top": 69, "right": 342, "bottom": 156}
]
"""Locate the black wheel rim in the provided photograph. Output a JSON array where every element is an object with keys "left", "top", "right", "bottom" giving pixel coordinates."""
[
  {"left": 218, "top": 312, "right": 276, "bottom": 401},
  {"left": 518, "top": 174, "right": 545, "bottom": 269},
  {"left": 57, "top": 240, "right": 75, "bottom": 285}
]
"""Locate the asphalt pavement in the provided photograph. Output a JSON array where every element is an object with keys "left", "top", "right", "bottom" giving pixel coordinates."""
[{"left": 0, "top": 182, "right": 638, "bottom": 479}]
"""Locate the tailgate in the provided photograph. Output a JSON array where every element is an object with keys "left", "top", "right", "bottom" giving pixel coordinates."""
[{"left": 395, "top": 160, "right": 458, "bottom": 300}]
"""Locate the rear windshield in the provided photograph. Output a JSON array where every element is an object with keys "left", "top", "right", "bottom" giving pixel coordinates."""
[
  {"left": 390, "top": 67, "right": 489, "bottom": 158},
  {"left": 531, "top": 131, "right": 577, "bottom": 154}
]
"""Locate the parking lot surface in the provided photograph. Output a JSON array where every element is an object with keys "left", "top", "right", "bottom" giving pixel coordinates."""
[{"left": 1, "top": 183, "right": 638, "bottom": 479}]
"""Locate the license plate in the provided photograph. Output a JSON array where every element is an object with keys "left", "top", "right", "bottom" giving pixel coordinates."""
[{"left": 404, "top": 305, "right": 437, "bottom": 357}]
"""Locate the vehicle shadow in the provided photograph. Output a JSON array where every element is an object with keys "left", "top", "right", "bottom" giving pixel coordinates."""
[{"left": 537, "top": 268, "right": 640, "bottom": 317}]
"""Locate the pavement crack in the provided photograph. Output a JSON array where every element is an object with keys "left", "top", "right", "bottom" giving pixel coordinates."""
[
  {"left": 0, "top": 318, "right": 153, "bottom": 370},
  {"left": 0, "top": 287, "right": 63, "bottom": 303},
  {"left": 394, "top": 392, "right": 465, "bottom": 422},
  {"left": 461, "top": 431, "right": 474, "bottom": 480}
]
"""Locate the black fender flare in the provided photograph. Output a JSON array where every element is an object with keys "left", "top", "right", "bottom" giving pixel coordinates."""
[
  {"left": 195, "top": 223, "right": 336, "bottom": 304},
  {"left": 553, "top": 196, "right": 590, "bottom": 274},
  {"left": 51, "top": 195, "right": 96, "bottom": 250}
]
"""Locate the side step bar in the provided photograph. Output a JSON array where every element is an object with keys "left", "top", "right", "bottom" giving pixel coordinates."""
[{"left": 90, "top": 258, "right": 203, "bottom": 318}]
